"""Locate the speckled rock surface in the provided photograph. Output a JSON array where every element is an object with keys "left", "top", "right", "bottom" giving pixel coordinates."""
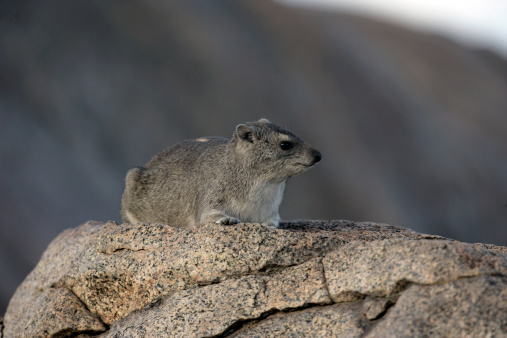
[
  {"left": 229, "top": 303, "right": 368, "bottom": 337},
  {"left": 3, "top": 220, "right": 507, "bottom": 337},
  {"left": 103, "top": 258, "right": 331, "bottom": 337},
  {"left": 367, "top": 275, "right": 507, "bottom": 337},
  {"left": 323, "top": 239, "right": 507, "bottom": 302},
  {"left": 4, "top": 288, "right": 105, "bottom": 337}
]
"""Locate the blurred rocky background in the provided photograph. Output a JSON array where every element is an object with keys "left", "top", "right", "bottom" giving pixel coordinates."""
[{"left": 0, "top": 0, "right": 506, "bottom": 314}]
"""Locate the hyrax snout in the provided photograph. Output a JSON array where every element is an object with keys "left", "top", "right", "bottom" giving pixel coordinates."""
[{"left": 121, "top": 118, "right": 321, "bottom": 228}]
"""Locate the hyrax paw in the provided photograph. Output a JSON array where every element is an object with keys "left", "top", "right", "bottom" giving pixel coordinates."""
[{"left": 216, "top": 217, "right": 241, "bottom": 225}]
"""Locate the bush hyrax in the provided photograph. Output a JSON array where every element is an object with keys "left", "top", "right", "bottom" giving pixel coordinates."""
[{"left": 121, "top": 119, "right": 322, "bottom": 228}]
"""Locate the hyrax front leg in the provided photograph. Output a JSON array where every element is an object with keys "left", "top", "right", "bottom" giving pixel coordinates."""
[
  {"left": 216, "top": 216, "right": 241, "bottom": 225},
  {"left": 201, "top": 210, "right": 241, "bottom": 226}
]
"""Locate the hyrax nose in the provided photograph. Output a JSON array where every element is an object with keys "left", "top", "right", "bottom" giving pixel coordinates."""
[{"left": 311, "top": 149, "right": 322, "bottom": 164}]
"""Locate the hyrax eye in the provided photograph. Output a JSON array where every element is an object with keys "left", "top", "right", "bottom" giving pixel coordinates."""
[{"left": 279, "top": 141, "right": 294, "bottom": 150}]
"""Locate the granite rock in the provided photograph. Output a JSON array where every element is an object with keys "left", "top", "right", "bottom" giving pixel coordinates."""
[
  {"left": 103, "top": 258, "right": 331, "bottom": 337},
  {"left": 4, "top": 288, "right": 105, "bottom": 337},
  {"left": 3, "top": 220, "right": 507, "bottom": 337},
  {"left": 229, "top": 303, "right": 368, "bottom": 337},
  {"left": 368, "top": 275, "right": 507, "bottom": 337},
  {"left": 323, "top": 239, "right": 507, "bottom": 302}
]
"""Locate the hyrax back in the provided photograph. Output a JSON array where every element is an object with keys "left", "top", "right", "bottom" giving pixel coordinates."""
[{"left": 121, "top": 119, "right": 321, "bottom": 228}]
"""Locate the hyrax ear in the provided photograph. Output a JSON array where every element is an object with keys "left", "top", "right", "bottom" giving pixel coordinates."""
[
  {"left": 258, "top": 118, "right": 271, "bottom": 124},
  {"left": 235, "top": 124, "right": 258, "bottom": 143}
]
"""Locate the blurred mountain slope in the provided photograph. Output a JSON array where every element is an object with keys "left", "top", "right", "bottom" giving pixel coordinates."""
[{"left": 0, "top": 0, "right": 506, "bottom": 314}]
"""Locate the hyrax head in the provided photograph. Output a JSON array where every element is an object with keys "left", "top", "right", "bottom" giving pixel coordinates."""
[{"left": 233, "top": 118, "right": 322, "bottom": 181}]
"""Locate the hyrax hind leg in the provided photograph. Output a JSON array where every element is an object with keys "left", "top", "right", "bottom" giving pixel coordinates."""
[{"left": 121, "top": 167, "right": 145, "bottom": 224}]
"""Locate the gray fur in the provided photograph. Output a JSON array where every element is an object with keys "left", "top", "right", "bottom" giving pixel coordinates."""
[{"left": 121, "top": 119, "right": 322, "bottom": 228}]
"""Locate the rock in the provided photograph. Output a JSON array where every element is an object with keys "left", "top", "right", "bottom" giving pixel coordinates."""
[
  {"left": 229, "top": 303, "right": 368, "bottom": 337},
  {"left": 3, "top": 288, "right": 105, "bottom": 337},
  {"left": 323, "top": 239, "right": 507, "bottom": 302},
  {"left": 64, "top": 220, "right": 347, "bottom": 324},
  {"left": 103, "top": 258, "right": 331, "bottom": 337},
  {"left": 3, "top": 220, "right": 507, "bottom": 337},
  {"left": 362, "top": 297, "right": 393, "bottom": 320},
  {"left": 368, "top": 275, "right": 507, "bottom": 337}
]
